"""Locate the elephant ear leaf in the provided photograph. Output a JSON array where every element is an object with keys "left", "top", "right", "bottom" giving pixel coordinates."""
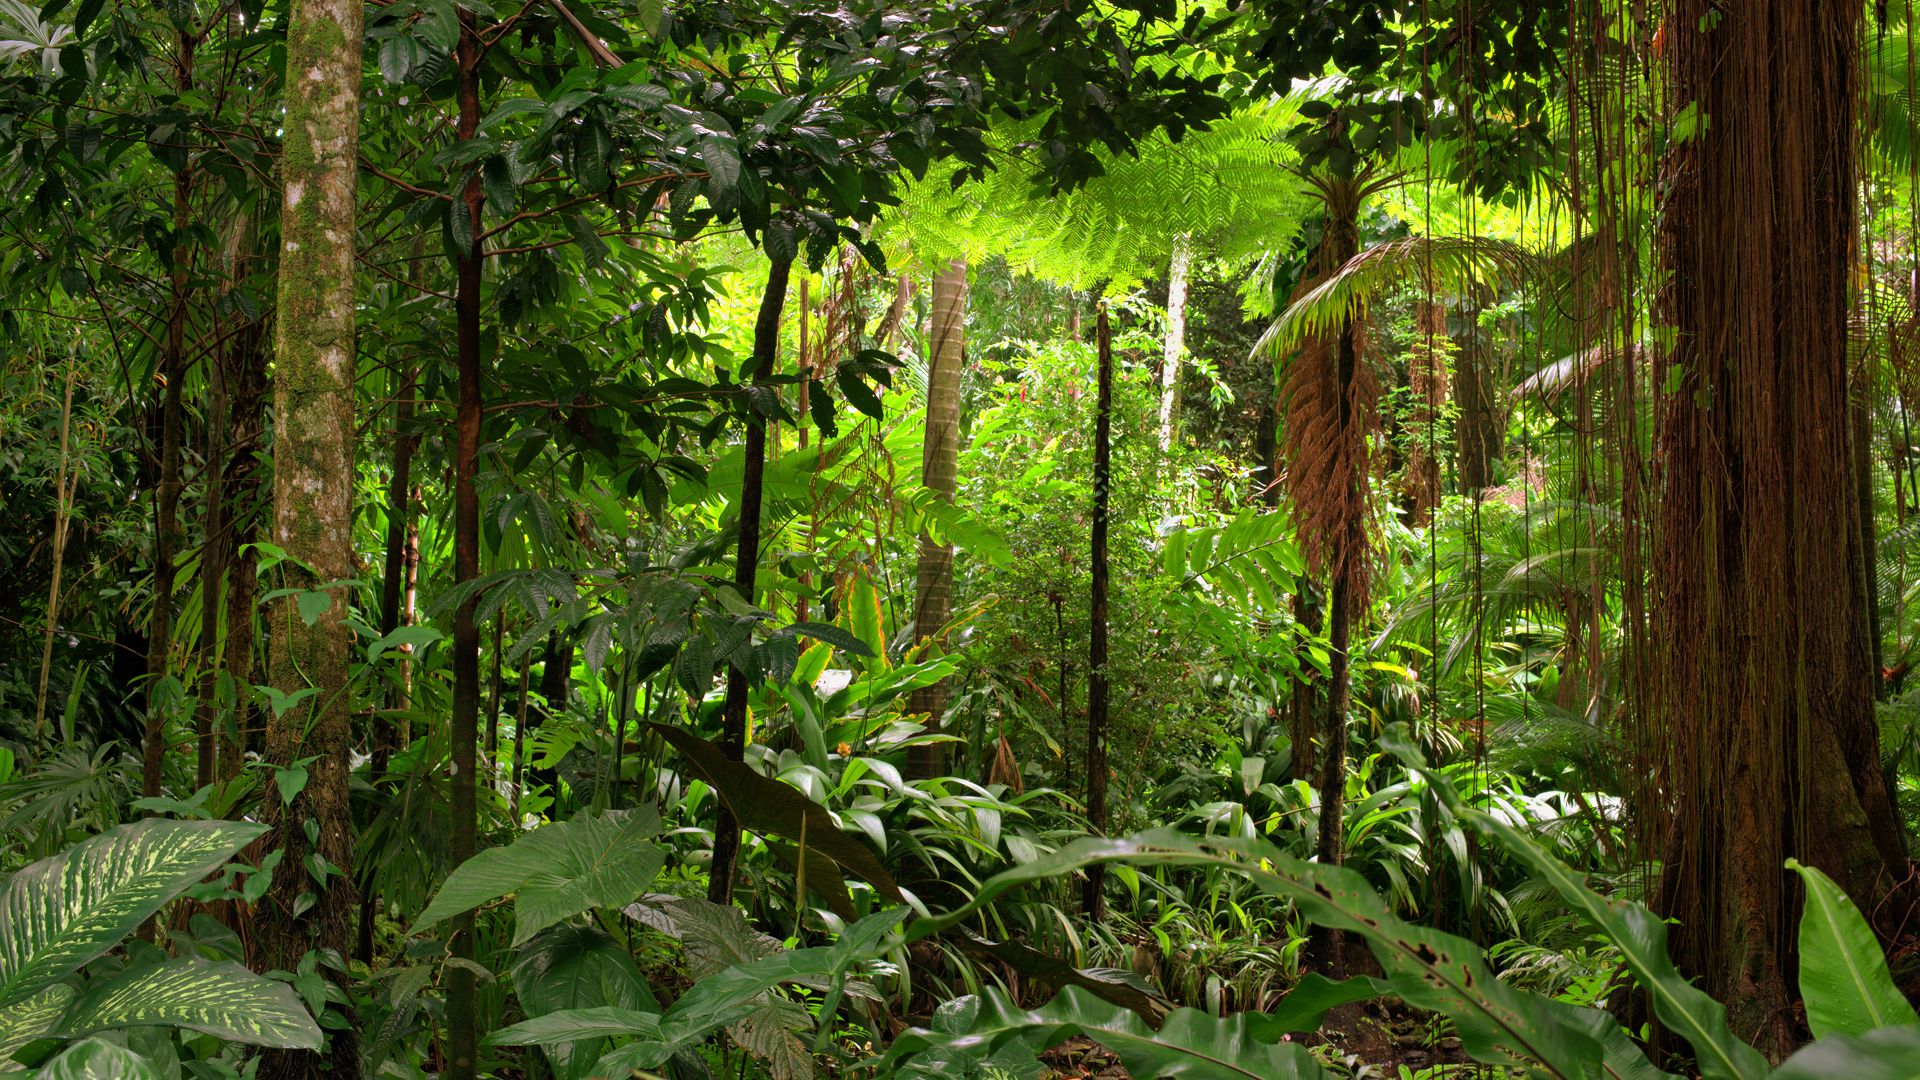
[
  {"left": 55, "top": 957, "right": 321, "bottom": 1049},
  {"left": 1786, "top": 859, "right": 1918, "bottom": 1039},
  {"left": 0, "top": 819, "right": 268, "bottom": 1007}
]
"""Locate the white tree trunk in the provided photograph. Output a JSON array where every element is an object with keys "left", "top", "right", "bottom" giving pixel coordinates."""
[{"left": 1157, "top": 233, "right": 1191, "bottom": 453}]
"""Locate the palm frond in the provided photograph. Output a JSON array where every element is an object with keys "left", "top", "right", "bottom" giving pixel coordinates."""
[{"left": 1252, "top": 235, "right": 1544, "bottom": 362}]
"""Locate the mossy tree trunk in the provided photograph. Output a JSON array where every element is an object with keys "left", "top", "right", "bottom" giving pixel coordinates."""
[
  {"left": 907, "top": 258, "right": 967, "bottom": 779},
  {"left": 1653, "top": 0, "right": 1910, "bottom": 1059},
  {"left": 254, "top": 0, "right": 363, "bottom": 1072}
]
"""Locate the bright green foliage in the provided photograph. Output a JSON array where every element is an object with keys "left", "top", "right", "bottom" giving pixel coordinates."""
[{"left": 1785, "top": 859, "right": 1920, "bottom": 1039}]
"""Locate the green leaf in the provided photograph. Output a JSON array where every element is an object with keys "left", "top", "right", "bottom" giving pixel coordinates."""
[
  {"left": 485, "top": 1005, "right": 662, "bottom": 1046},
  {"left": 1255, "top": 973, "right": 1391, "bottom": 1035},
  {"left": 649, "top": 725, "right": 902, "bottom": 906},
  {"left": 880, "top": 987, "right": 1332, "bottom": 1078},
  {"left": 55, "top": 957, "right": 321, "bottom": 1048},
  {"left": 1768, "top": 1024, "right": 1920, "bottom": 1079},
  {"left": 368, "top": 625, "right": 442, "bottom": 666},
  {"left": 413, "top": 809, "right": 665, "bottom": 946},
  {"left": 1381, "top": 728, "right": 1767, "bottom": 1080},
  {"left": 0, "top": 985, "right": 71, "bottom": 1062},
  {"left": 1785, "top": 859, "right": 1918, "bottom": 1038},
  {"left": 295, "top": 589, "right": 332, "bottom": 626},
  {"left": 33, "top": 1037, "right": 161, "bottom": 1080},
  {"left": 845, "top": 580, "right": 887, "bottom": 670},
  {"left": 0, "top": 819, "right": 268, "bottom": 1006},
  {"left": 513, "top": 923, "right": 661, "bottom": 1080},
  {"left": 783, "top": 622, "right": 871, "bottom": 659}
]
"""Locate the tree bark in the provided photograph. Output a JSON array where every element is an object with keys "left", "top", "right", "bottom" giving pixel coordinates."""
[
  {"left": 1653, "top": 0, "right": 1910, "bottom": 1057},
  {"left": 708, "top": 256, "right": 792, "bottom": 906},
  {"left": 254, "top": 0, "right": 362, "bottom": 1071},
  {"left": 446, "top": 12, "right": 486, "bottom": 1078},
  {"left": 1157, "top": 233, "right": 1191, "bottom": 454},
  {"left": 144, "top": 26, "right": 197, "bottom": 800},
  {"left": 906, "top": 258, "right": 967, "bottom": 779},
  {"left": 1082, "top": 304, "right": 1113, "bottom": 920}
]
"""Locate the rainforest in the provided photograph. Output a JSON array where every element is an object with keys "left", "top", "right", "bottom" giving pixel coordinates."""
[{"left": 3, "top": 0, "right": 1919, "bottom": 1077}]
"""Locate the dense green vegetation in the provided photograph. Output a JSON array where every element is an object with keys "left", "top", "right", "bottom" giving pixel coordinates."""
[{"left": 6, "top": 0, "right": 1920, "bottom": 1076}]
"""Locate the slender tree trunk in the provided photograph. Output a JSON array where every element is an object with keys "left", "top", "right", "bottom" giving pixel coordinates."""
[
  {"left": 144, "top": 29, "right": 197, "bottom": 799},
  {"left": 906, "top": 258, "right": 967, "bottom": 779},
  {"left": 1082, "top": 304, "right": 1113, "bottom": 920},
  {"left": 359, "top": 361, "right": 418, "bottom": 965},
  {"left": 708, "top": 256, "right": 792, "bottom": 906},
  {"left": 1454, "top": 333, "right": 1496, "bottom": 492},
  {"left": 34, "top": 362, "right": 78, "bottom": 735},
  {"left": 254, "top": 0, "right": 362, "bottom": 1071},
  {"left": 511, "top": 651, "right": 531, "bottom": 820},
  {"left": 195, "top": 336, "right": 226, "bottom": 790},
  {"left": 446, "top": 12, "right": 486, "bottom": 1077},
  {"left": 533, "top": 631, "right": 571, "bottom": 798},
  {"left": 219, "top": 319, "right": 267, "bottom": 782},
  {"left": 1653, "top": 1, "right": 1910, "bottom": 1057},
  {"left": 1157, "top": 233, "right": 1191, "bottom": 453}
]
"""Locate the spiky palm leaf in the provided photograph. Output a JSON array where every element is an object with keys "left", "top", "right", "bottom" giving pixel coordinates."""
[{"left": 1253, "top": 235, "right": 1544, "bottom": 364}]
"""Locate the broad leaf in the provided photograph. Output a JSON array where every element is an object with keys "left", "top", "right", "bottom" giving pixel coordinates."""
[
  {"left": 513, "top": 924, "right": 660, "bottom": 1080},
  {"left": 1254, "top": 973, "right": 1390, "bottom": 1035},
  {"left": 1785, "top": 859, "right": 1917, "bottom": 1038},
  {"left": 33, "top": 1037, "right": 161, "bottom": 1080},
  {"left": 54, "top": 957, "right": 320, "bottom": 1048},
  {"left": 879, "top": 987, "right": 1332, "bottom": 1078},
  {"left": 0, "top": 819, "right": 268, "bottom": 1006},
  {"left": 413, "top": 809, "right": 665, "bottom": 946}
]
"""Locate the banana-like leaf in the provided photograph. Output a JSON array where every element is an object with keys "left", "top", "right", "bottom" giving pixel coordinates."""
[
  {"left": 32, "top": 1037, "right": 160, "bottom": 1080},
  {"left": 911, "top": 831, "right": 1613, "bottom": 1077},
  {"left": 1379, "top": 726, "right": 1767, "bottom": 1080},
  {"left": 485, "top": 1006, "right": 664, "bottom": 1046},
  {"left": 54, "top": 957, "right": 320, "bottom": 1049},
  {"left": 414, "top": 808, "right": 665, "bottom": 946},
  {"left": 879, "top": 986, "right": 1332, "bottom": 1078},
  {"left": 1767, "top": 1024, "right": 1920, "bottom": 1079},
  {"left": 1785, "top": 860, "right": 1918, "bottom": 1039},
  {"left": 0, "top": 985, "right": 72, "bottom": 1062},
  {"left": 953, "top": 933, "right": 1168, "bottom": 1023},
  {"left": 0, "top": 819, "right": 268, "bottom": 1007}
]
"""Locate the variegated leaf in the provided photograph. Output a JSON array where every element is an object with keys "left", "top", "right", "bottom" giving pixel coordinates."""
[
  {"left": 0, "top": 819, "right": 267, "bottom": 1007},
  {"left": 32, "top": 1036, "right": 161, "bottom": 1079},
  {"left": 0, "top": 984, "right": 71, "bottom": 1062},
  {"left": 55, "top": 957, "right": 320, "bottom": 1049}
]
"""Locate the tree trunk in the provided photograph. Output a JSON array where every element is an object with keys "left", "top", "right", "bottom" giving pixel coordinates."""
[
  {"left": 1082, "top": 304, "right": 1113, "bottom": 920},
  {"left": 1454, "top": 332, "right": 1496, "bottom": 493},
  {"left": 446, "top": 12, "right": 486, "bottom": 1078},
  {"left": 708, "top": 256, "right": 792, "bottom": 906},
  {"left": 906, "top": 258, "right": 967, "bottom": 779},
  {"left": 219, "top": 316, "right": 268, "bottom": 783},
  {"left": 144, "top": 28, "right": 196, "bottom": 800},
  {"left": 1653, "top": 1, "right": 1910, "bottom": 1058},
  {"left": 254, "top": 0, "right": 362, "bottom": 1071},
  {"left": 195, "top": 349, "right": 224, "bottom": 791},
  {"left": 34, "top": 363, "right": 78, "bottom": 736},
  {"left": 359, "top": 359, "right": 417, "bottom": 964},
  {"left": 533, "top": 631, "right": 571, "bottom": 798},
  {"left": 1157, "top": 233, "right": 1191, "bottom": 453}
]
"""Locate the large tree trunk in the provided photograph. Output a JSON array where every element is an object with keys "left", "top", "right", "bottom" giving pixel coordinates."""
[
  {"left": 708, "top": 256, "right": 792, "bottom": 905},
  {"left": 906, "top": 259, "right": 967, "bottom": 779},
  {"left": 1157, "top": 233, "right": 1191, "bottom": 453},
  {"left": 1082, "top": 304, "right": 1114, "bottom": 920},
  {"left": 446, "top": 13, "right": 486, "bottom": 1078},
  {"left": 1453, "top": 333, "right": 1497, "bottom": 492},
  {"left": 1653, "top": 0, "right": 1910, "bottom": 1058},
  {"left": 254, "top": 0, "right": 363, "bottom": 1071}
]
